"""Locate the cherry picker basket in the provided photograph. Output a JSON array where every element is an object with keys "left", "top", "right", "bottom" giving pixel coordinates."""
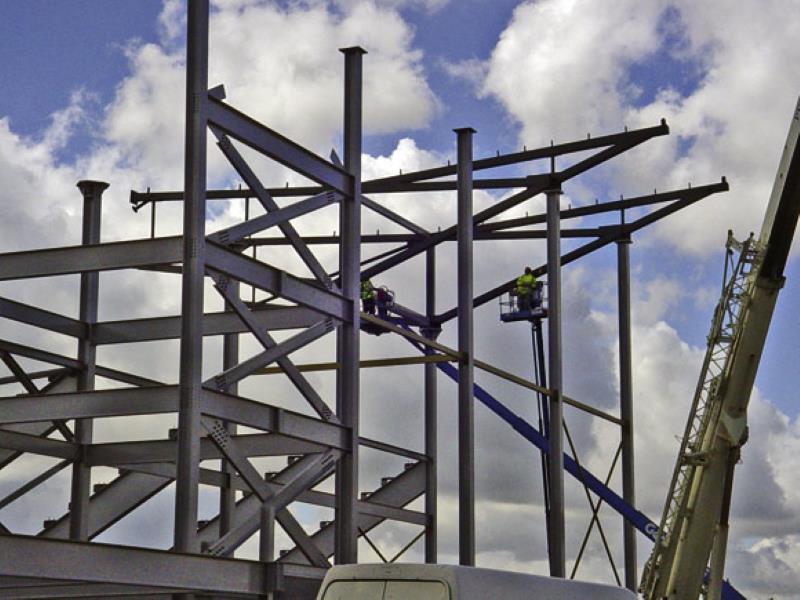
[{"left": 500, "top": 281, "right": 547, "bottom": 322}]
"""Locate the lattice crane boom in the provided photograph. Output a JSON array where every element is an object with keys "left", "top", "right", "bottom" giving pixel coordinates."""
[{"left": 641, "top": 97, "right": 800, "bottom": 600}]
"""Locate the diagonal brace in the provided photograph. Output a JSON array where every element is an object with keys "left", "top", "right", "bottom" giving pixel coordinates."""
[
  {"left": 201, "top": 417, "right": 329, "bottom": 567},
  {"left": 209, "top": 272, "right": 338, "bottom": 422},
  {"left": 208, "top": 190, "right": 339, "bottom": 247},
  {"left": 211, "top": 126, "right": 334, "bottom": 288},
  {"left": 0, "top": 350, "right": 74, "bottom": 441},
  {"left": 203, "top": 314, "right": 335, "bottom": 392}
]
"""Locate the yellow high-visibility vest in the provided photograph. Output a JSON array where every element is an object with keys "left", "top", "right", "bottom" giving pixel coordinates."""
[
  {"left": 516, "top": 272, "right": 536, "bottom": 293},
  {"left": 360, "top": 280, "right": 375, "bottom": 300}
]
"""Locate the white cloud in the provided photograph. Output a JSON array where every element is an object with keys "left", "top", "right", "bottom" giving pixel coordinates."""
[
  {"left": 334, "top": 0, "right": 451, "bottom": 14},
  {"left": 1, "top": 2, "right": 799, "bottom": 598},
  {"left": 481, "top": 0, "right": 666, "bottom": 145},
  {"left": 478, "top": 0, "right": 800, "bottom": 256}
]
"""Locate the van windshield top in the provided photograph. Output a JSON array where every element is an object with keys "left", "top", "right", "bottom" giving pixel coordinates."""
[{"left": 321, "top": 579, "right": 449, "bottom": 600}]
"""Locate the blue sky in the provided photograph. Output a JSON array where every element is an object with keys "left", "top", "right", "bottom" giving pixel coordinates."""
[
  {"left": 0, "top": 1, "right": 162, "bottom": 141},
  {"left": 1, "top": 1, "right": 799, "bottom": 595}
]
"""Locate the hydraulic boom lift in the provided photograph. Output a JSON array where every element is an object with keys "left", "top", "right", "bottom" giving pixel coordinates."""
[{"left": 641, "top": 97, "right": 800, "bottom": 599}]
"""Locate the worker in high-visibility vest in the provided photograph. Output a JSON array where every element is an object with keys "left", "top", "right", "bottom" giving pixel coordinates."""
[
  {"left": 361, "top": 278, "right": 376, "bottom": 314},
  {"left": 515, "top": 267, "right": 536, "bottom": 311}
]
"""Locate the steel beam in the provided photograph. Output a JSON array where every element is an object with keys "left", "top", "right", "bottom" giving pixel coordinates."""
[
  {"left": 0, "top": 386, "right": 178, "bottom": 424},
  {"left": 255, "top": 354, "right": 452, "bottom": 375},
  {"left": 208, "top": 273, "right": 337, "bottom": 421},
  {"left": 0, "top": 535, "right": 317, "bottom": 596},
  {"left": 361, "top": 196, "right": 428, "bottom": 235},
  {"left": 208, "top": 190, "right": 339, "bottom": 247},
  {"left": 0, "top": 375, "right": 77, "bottom": 469},
  {"left": 0, "top": 460, "right": 71, "bottom": 512},
  {"left": 334, "top": 46, "right": 365, "bottom": 566},
  {"left": 129, "top": 121, "right": 669, "bottom": 203},
  {"left": 478, "top": 182, "right": 729, "bottom": 233},
  {"left": 200, "top": 389, "right": 349, "bottom": 450},
  {"left": 206, "top": 96, "right": 353, "bottom": 196},
  {"left": 435, "top": 180, "right": 730, "bottom": 323},
  {"left": 41, "top": 470, "right": 171, "bottom": 540},
  {"left": 0, "top": 340, "right": 160, "bottom": 388},
  {"left": 0, "top": 369, "right": 67, "bottom": 386},
  {"left": 93, "top": 305, "right": 322, "bottom": 345},
  {"left": 211, "top": 127, "right": 335, "bottom": 287},
  {"left": 362, "top": 177, "right": 535, "bottom": 194},
  {"left": 203, "top": 317, "right": 335, "bottom": 392},
  {"left": 546, "top": 186, "right": 565, "bottom": 577},
  {"left": 455, "top": 127, "right": 476, "bottom": 566},
  {"left": 0, "top": 430, "right": 78, "bottom": 460},
  {"left": 199, "top": 426, "right": 330, "bottom": 567},
  {"left": 363, "top": 122, "right": 668, "bottom": 189},
  {"left": 0, "top": 237, "right": 182, "bottom": 282},
  {"left": 0, "top": 297, "right": 85, "bottom": 338},
  {"left": 236, "top": 227, "right": 602, "bottom": 247},
  {"left": 0, "top": 352, "right": 74, "bottom": 441},
  {"left": 197, "top": 452, "right": 337, "bottom": 551},
  {"left": 0, "top": 582, "right": 191, "bottom": 598},
  {"left": 280, "top": 461, "right": 426, "bottom": 564},
  {"left": 86, "top": 433, "right": 325, "bottom": 466},
  {"left": 205, "top": 241, "right": 349, "bottom": 321}
]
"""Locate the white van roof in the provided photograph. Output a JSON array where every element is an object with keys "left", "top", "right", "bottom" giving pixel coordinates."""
[{"left": 318, "top": 564, "right": 636, "bottom": 600}]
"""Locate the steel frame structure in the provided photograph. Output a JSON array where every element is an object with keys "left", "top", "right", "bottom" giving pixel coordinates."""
[{"left": 0, "top": 2, "right": 732, "bottom": 598}]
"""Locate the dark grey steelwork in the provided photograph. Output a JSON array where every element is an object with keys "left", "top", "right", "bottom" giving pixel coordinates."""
[
  {"left": 424, "top": 248, "right": 439, "bottom": 563},
  {"left": 220, "top": 280, "right": 239, "bottom": 538},
  {"left": 0, "top": 7, "right": 738, "bottom": 596},
  {"left": 546, "top": 186, "right": 565, "bottom": 577},
  {"left": 207, "top": 97, "right": 353, "bottom": 197},
  {"left": 617, "top": 231, "right": 637, "bottom": 590},
  {"left": 0, "top": 236, "right": 183, "bottom": 281},
  {"left": 280, "top": 462, "right": 427, "bottom": 565},
  {"left": 439, "top": 180, "right": 729, "bottom": 324},
  {"left": 173, "top": 0, "right": 208, "bottom": 554},
  {"left": 92, "top": 305, "right": 322, "bottom": 344},
  {"left": 0, "top": 535, "right": 319, "bottom": 597},
  {"left": 69, "top": 180, "right": 107, "bottom": 541},
  {"left": 0, "top": 297, "right": 85, "bottom": 338},
  {"left": 203, "top": 318, "right": 335, "bottom": 391},
  {"left": 335, "top": 46, "right": 365, "bottom": 566},
  {"left": 205, "top": 242, "right": 349, "bottom": 320},
  {"left": 208, "top": 190, "right": 339, "bottom": 247},
  {"left": 455, "top": 127, "right": 476, "bottom": 566},
  {"left": 210, "top": 126, "right": 334, "bottom": 287}
]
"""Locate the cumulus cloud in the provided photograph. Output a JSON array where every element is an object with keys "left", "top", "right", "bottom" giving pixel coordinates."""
[
  {"left": 1, "top": 2, "right": 799, "bottom": 598},
  {"left": 475, "top": 0, "right": 800, "bottom": 256}
]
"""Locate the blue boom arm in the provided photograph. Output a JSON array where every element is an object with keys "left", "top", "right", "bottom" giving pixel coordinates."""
[{"left": 390, "top": 320, "right": 744, "bottom": 599}]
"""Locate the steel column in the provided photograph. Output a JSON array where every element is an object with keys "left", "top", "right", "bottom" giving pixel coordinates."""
[
  {"left": 455, "top": 127, "right": 476, "bottom": 566},
  {"left": 546, "top": 186, "right": 565, "bottom": 577},
  {"left": 69, "top": 180, "right": 107, "bottom": 541},
  {"left": 260, "top": 504, "right": 276, "bottom": 563},
  {"left": 334, "top": 46, "right": 365, "bottom": 565},
  {"left": 617, "top": 233, "right": 637, "bottom": 590},
  {"left": 220, "top": 281, "right": 239, "bottom": 537},
  {"left": 173, "top": 0, "right": 208, "bottom": 554},
  {"left": 424, "top": 248, "right": 439, "bottom": 563}
]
